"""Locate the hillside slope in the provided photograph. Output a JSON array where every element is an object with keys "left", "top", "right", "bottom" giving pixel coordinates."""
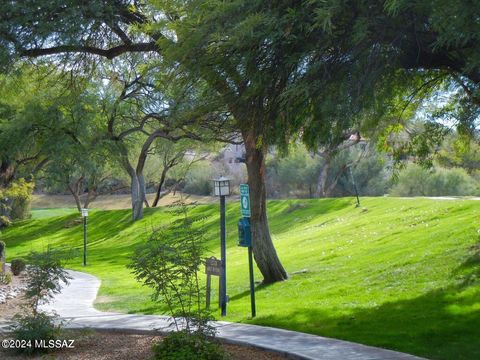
[{"left": 2, "top": 197, "right": 479, "bottom": 359}]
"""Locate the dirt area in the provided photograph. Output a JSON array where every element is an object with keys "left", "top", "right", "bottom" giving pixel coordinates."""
[
  {"left": 0, "top": 330, "right": 287, "bottom": 360},
  {"left": 32, "top": 193, "right": 217, "bottom": 210}
]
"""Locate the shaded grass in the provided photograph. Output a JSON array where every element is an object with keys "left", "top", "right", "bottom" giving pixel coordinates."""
[{"left": 2, "top": 197, "right": 480, "bottom": 359}]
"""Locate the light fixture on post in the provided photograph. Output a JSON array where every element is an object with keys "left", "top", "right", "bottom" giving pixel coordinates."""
[
  {"left": 213, "top": 176, "right": 230, "bottom": 317},
  {"left": 81, "top": 208, "right": 89, "bottom": 266},
  {"left": 213, "top": 176, "right": 231, "bottom": 197}
]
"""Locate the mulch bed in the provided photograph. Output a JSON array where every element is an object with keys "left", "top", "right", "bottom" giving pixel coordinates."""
[
  {"left": 1, "top": 270, "right": 287, "bottom": 359},
  {"left": 0, "top": 330, "right": 288, "bottom": 359}
]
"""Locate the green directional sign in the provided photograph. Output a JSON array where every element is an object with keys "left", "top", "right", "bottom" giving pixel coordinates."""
[{"left": 239, "top": 183, "right": 251, "bottom": 217}]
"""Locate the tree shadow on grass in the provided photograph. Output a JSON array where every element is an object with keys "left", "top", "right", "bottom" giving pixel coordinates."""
[
  {"left": 249, "top": 281, "right": 480, "bottom": 360},
  {"left": 453, "top": 244, "right": 480, "bottom": 289},
  {"left": 267, "top": 198, "right": 355, "bottom": 235},
  {"left": 242, "top": 246, "right": 480, "bottom": 360},
  {"left": 228, "top": 281, "right": 275, "bottom": 302}
]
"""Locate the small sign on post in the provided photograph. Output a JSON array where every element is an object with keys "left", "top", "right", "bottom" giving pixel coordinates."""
[
  {"left": 240, "top": 184, "right": 251, "bottom": 218},
  {"left": 205, "top": 256, "right": 223, "bottom": 310},
  {"left": 205, "top": 256, "right": 222, "bottom": 276}
]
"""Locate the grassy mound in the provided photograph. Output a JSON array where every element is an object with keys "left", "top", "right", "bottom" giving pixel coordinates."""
[{"left": 2, "top": 197, "right": 479, "bottom": 359}]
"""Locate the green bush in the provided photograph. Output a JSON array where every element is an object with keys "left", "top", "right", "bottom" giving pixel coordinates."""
[
  {"left": 0, "top": 240, "right": 5, "bottom": 258},
  {"left": 0, "top": 215, "right": 11, "bottom": 228},
  {"left": 0, "top": 179, "right": 34, "bottom": 221},
  {"left": 11, "top": 312, "right": 63, "bottom": 355},
  {"left": 390, "top": 164, "right": 479, "bottom": 197},
  {"left": 183, "top": 166, "right": 213, "bottom": 195},
  {"left": 0, "top": 272, "right": 12, "bottom": 284},
  {"left": 11, "top": 258, "right": 26, "bottom": 275},
  {"left": 152, "top": 330, "right": 227, "bottom": 360}
]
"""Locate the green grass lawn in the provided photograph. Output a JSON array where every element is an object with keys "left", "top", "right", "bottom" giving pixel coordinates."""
[{"left": 2, "top": 197, "right": 479, "bottom": 359}]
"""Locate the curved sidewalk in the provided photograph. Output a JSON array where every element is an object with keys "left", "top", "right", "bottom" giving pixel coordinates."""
[{"left": 25, "top": 270, "right": 425, "bottom": 359}]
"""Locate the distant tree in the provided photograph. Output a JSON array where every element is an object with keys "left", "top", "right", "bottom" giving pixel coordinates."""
[
  {"left": 390, "top": 163, "right": 478, "bottom": 197},
  {"left": 96, "top": 60, "right": 229, "bottom": 220},
  {"left": 266, "top": 145, "right": 317, "bottom": 198},
  {"left": 0, "top": 66, "right": 63, "bottom": 188},
  {"left": 149, "top": 139, "right": 209, "bottom": 207},
  {"left": 437, "top": 135, "right": 480, "bottom": 175}
]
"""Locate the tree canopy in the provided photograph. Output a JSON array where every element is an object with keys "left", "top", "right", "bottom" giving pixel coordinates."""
[{"left": 0, "top": 0, "right": 479, "bottom": 283}]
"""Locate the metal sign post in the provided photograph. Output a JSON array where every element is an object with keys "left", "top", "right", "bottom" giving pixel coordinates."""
[
  {"left": 247, "top": 245, "right": 256, "bottom": 318},
  {"left": 238, "top": 184, "right": 256, "bottom": 318}
]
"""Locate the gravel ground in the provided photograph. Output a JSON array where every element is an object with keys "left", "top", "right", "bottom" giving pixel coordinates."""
[{"left": 0, "top": 267, "right": 28, "bottom": 323}]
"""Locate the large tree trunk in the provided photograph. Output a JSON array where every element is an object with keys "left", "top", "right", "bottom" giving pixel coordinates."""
[
  {"left": 0, "top": 162, "right": 16, "bottom": 189},
  {"left": 243, "top": 129, "right": 288, "bottom": 284},
  {"left": 67, "top": 178, "right": 83, "bottom": 212},
  {"left": 315, "top": 154, "right": 331, "bottom": 198},
  {"left": 70, "top": 189, "right": 82, "bottom": 213},
  {"left": 324, "top": 165, "right": 349, "bottom": 197},
  {"left": 131, "top": 172, "right": 145, "bottom": 221},
  {"left": 121, "top": 160, "right": 145, "bottom": 221},
  {"left": 152, "top": 166, "right": 168, "bottom": 207},
  {"left": 83, "top": 185, "right": 98, "bottom": 209}
]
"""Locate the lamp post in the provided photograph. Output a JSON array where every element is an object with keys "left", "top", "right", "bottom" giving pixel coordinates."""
[
  {"left": 81, "top": 208, "right": 89, "bottom": 266},
  {"left": 349, "top": 166, "right": 360, "bottom": 208},
  {"left": 213, "top": 176, "right": 230, "bottom": 317}
]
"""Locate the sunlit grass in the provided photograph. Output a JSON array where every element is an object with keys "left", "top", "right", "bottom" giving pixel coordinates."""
[{"left": 2, "top": 197, "right": 480, "bottom": 359}]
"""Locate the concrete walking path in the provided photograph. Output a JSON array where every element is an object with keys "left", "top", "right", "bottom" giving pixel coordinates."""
[{"left": 5, "top": 270, "right": 425, "bottom": 360}]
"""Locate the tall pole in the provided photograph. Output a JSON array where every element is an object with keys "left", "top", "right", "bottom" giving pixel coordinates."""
[
  {"left": 83, "top": 215, "right": 87, "bottom": 266},
  {"left": 349, "top": 167, "right": 360, "bottom": 207},
  {"left": 248, "top": 245, "right": 256, "bottom": 318},
  {"left": 220, "top": 195, "right": 227, "bottom": 316}
]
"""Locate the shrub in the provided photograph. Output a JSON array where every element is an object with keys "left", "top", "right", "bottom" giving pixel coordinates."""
[
  {"left": 11, "top": 258, "right": 26, "bottom": 275},
  {"left": 153, "top": 330, "right": 227, "bottom": 360},
  {"left": 0, "top": 178, "right": 34, "bottom": 221},
  {"left": 183, "top": 165, "right": 213, "bottom": 195},
  {"left": 0, "top": 241, "right": 5, "bottom": 274},
  {"left": 0, "top": 240, "right": 5, "bottom": 258},
  {"left": 24, "top": 249, "right": 72, "bottom": 312},
  {"left": 0, "top": 272, "right": 12, "bottom": 284},
  {"left": 11, "top": 312, "right": 63, "bottom": 355},
  {"left": 0, "top": 215, "right": 11, "bottom": 228},
  {"left": 390, "top": 164, "right": 479, "bottom": 197}
]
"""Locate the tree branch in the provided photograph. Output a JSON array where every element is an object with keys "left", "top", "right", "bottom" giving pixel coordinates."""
[{"left": 20, "top": 42, "right": 158, "bottom": 60}]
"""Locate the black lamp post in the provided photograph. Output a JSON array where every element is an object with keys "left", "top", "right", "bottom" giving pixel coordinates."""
[
  {"left": 213, "top": 176, "right": 230, "bottom": 317},
  {"left": 81, "top": 208, "right": 89, "bottom": 266}
]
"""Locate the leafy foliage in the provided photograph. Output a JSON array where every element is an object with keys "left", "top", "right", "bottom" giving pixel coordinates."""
[
  {"left": 390, "top": 164, "right": 479, "bottom": 197},
  {"left": 24, "top": 249, "right": 73, "bottom": 314},
  {"left": 0, "top": 178, "right": 34, "bottom": 221},
  {"left": 152, "top": 329, "right": 227, "bottom": 360},
  {"left": 10, "top": 258, "right": 26, "bottom": 276},
  {"left": 129, "top": 201, "right": 224, "bottom": 358},
  {"left": 183, "top": 164, "right": 214, "bottom": 196},
  {"left": 11, "top": 312, "right": 63, "bottom": 355},
  {"left": 129, "top": 202, "right": 210, "bottom": 329},
  {"left": 0, "top": 272, "right": 12, "bottom": 284}
]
